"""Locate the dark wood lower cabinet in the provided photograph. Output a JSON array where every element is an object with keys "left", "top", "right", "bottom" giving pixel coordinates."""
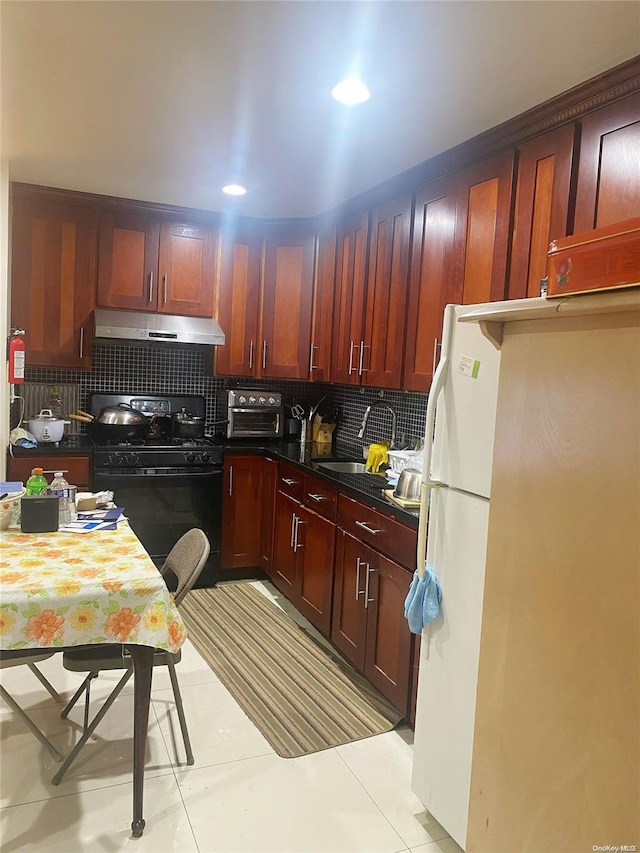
[
  {"left": 332, "top": 529, "right": 413, "bottom": 714},
  {"left": 272, "top": 490, "right": 335, "bottom": 635},
  {"left": 260, "top": 457, "right": 278, "bottom": 577},
  {"left": 221, "top": 455, "right": 264, "bottom": 570}
]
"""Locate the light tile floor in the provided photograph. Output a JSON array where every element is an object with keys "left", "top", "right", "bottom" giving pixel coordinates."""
[{"left": 0, "top": 581, "right": 462, "bottom": 853}]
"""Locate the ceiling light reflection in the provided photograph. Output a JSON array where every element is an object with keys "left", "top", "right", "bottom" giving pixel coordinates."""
[
  {"left": 331, "top": 77, "right": 371, "bottom": 105},
  {"left": 222, "top": 184, "right": 247, "bottom": 196}
]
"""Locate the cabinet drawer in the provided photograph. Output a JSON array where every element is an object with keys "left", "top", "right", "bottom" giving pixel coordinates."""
[
  {"left": 7, "top": 455, "right": 91, "bottom": 490},
  {"left": 337, "top": 494, "right": 416, "bottom": 570},
  {"left": 303, "top": 474, "right": 338, "bottom": 521},
  {"left": 278, "top": 463, "right": 304, "bottom": 502}
]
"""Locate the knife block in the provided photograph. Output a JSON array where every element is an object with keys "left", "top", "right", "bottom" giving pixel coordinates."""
[{"left": 311, "top": 416, "right": 335, "bottom": 444}]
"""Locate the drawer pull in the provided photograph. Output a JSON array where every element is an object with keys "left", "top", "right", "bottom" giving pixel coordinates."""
[
  {"left": 355, "top": 557, "right": 365, "bottom": 600},
  {"left": 308, "top": 493, "right": 325, "bottom": 502},
  {"left": 282, "top": 478, "right": 299, "bottom": 486},
  {"left": 355, "top": 520, "right": 381, "bottom": 535}
]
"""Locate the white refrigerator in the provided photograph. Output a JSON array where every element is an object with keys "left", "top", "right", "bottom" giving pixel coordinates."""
[{"left": 411, "top": 302, "right": 502, "bottom": 849}]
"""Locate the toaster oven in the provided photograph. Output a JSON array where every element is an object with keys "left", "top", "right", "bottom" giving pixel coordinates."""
[{"left": 226, "top": 390, "right": 284, "bottom": 439}]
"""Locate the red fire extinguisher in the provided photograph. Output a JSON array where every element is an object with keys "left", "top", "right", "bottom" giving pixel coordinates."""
[{"left": 7, "top": 328, "right": 26, "bottom": 384}]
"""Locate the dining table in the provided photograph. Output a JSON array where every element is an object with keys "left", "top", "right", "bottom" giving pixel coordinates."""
[{"left": 0, "top": 519, "right": 187, "bottom": 838}]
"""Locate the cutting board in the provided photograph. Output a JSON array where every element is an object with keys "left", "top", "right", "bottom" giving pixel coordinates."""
[{"left": 383, "top": 488, "right": 420, "bottom": 509}]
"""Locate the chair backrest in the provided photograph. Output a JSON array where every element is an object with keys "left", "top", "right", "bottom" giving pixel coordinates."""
[{"left": 161, "top": 529, "right": 211, "bottom": 606}]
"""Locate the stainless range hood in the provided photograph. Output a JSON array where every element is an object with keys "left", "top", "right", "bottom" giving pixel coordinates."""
[{"left": 93, "top": 308, "right": 225, "bottom": 346}]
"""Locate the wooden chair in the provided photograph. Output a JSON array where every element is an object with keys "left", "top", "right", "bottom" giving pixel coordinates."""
[{"left": 51, "top": 528, "right": 210, "bottom": 785}]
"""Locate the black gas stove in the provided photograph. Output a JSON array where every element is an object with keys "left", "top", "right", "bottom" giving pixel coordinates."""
[{"left": 87, "top": 393, "right": 223, "bottom": 588}]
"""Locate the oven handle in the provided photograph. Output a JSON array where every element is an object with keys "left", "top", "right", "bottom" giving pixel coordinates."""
[{"left": 94, "top": 470, "right": 223, "bottom": 478}]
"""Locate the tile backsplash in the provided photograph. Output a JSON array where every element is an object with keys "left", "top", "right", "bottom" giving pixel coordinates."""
[{"left": 23, "top": 341, "right": 429, "bottom": 448}]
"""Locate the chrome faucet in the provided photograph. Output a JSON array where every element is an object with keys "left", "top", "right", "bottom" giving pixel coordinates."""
[{"left": 357, "top": 401, "right": 398, "bottom": 449}]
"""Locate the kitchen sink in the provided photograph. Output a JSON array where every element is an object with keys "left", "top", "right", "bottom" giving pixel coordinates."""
[{"left": 315, "top": 460, "right": 368, "bottom": 474}]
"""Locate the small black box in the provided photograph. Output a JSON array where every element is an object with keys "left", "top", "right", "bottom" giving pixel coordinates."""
[{"left": 20, "top": 495, "right": 59, "bottom": 533}]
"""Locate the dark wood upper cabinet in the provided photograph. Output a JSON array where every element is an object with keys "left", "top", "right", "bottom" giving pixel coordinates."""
[
  {"left": 261, "top": 225, "right": 315, "bottom": 379},
  {"left": 574, "top": 91, "right": 640, "bottom": 233},
  {"left": 97, "top": 209, "right": 217, "bottom": 317},
  {"left": 452, "top": 151, "right": 516, "bottom": 305},
  {"left": 403, "top": 176, "right": 457, "bottom": 392},
  {"left": 508, "top": 124, "right": 576, "bottom": 299},
  {"left": 309, "top": 225, "right": 336, "bottom": 382},
  {"left": 331, "top": 212, "right": 370, "bottom": 385},
  {"left": 215, "top": 222, "right": 262, "bottom": 377},
  {"left": 362, "top": 195, "right": 412, "bottom": 389},
  {"left": 11, "top": 195, "right": 97, "bottom": 369}
]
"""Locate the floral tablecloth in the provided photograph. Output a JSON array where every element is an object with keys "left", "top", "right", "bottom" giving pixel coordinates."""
[{"left": 0, "top": 523, "right": 186, "bottom": 653}]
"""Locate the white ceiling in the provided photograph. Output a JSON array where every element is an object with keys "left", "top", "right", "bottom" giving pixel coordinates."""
[{"left": 2, "top": 1, "right": 639, "bottom": 219}]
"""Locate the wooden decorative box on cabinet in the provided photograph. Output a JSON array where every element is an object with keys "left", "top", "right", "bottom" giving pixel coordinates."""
[
  {"left": 7, "top": 455, "right": 91, "bottom": 490},
  {"left": 11, "top": 191, "right": 97, "bottom": 369},
  {"left": 97, "top": 208, "right": 218, "bottom": 318},
  {"left": 332, "top": 494, "right": 416, "bottom": 713},
  {"left": 272, "top": 465, "right": 337, "bottom": 634}
]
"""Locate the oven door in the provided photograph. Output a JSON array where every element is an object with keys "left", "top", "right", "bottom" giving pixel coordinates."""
[
  {"left": 93, "top": 468, "right": 222, "bottom": 589},
  {"left": 227, "top": 407, "right": 283, "bottom": 438}
]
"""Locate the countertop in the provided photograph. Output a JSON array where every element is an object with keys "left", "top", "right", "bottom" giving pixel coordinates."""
[
  {"left": 7, "top": 436, "right": 420, "bottom": 528},
  {"left": 224, "top": 439, "right": 420, "bottom": 529}
]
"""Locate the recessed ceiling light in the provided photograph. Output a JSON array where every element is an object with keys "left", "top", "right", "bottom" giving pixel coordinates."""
[
  {"left": 331, "top": 77, "right": 371, "bottom": 105},
  {"left": 222, "top": 184, "right": 247, "bottom": 196}
]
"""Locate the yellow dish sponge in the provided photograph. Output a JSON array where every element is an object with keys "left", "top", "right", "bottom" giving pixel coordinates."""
[{"left": 365, "top": 441, "right": 390, "bottom": 474}]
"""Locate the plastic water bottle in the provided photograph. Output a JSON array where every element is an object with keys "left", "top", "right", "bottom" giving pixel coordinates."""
[
  {"left": 26, "top": 467, "right": 48, "bottom": 496},
  {"left": 50, "top": 471, "right": 72, "bottom": 524}
]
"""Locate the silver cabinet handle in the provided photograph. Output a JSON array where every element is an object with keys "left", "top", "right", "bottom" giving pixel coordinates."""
[
  {"left": 359, "top": 341, "right": 370, "bottom": 374},
  {"left": 432, "top": 337, "right": 442, "bottom": 375},
  {"left": 282, "top": 478, "right": 299, "bottom": 486},
  {"left": 248, "top": 340, "right": 254, "bottom": 370},
  {"left": 262, "top": 340, "right": 267, "bottom": 370},
  {"left": 162, "top": 273, "right": 168, "bottom": 304},
  {"left": 293, "top": 516, "right": 304, "bottom": 551},
  {"left": 355, "top": 557, "right": 365, "bottom": 600},
  {"left": 355, "top": 520, "right": 381, "bottom": 535},
  {"left": 364, "top": 563, "right": 374, "bottom": 608},
  {"left": 79, "top": 327, "right": 84, "bottom": 359},
  {"left": 348, "top": 340, "right": 357, "bottom": 375},
  {"left": 228, "top": 465, "right": 233, "bottom": 496},
  {"left": 308, "top": 493, "right": 325, "bottom": 502},
  {"left": 290, "top": 512, "right": 296, "bottom": 548},
  {"left": 148, "top": 271, "right": 154, "bottom": 304},
  {"left": 309, "top": 342, "right": 318, "bottom": 373}
]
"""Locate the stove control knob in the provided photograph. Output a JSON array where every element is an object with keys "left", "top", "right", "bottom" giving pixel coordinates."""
[
  {"left": 109, "top": 452, "right": 121, "bottom": 465},
  {"left": 249, "top": 395, "right": 257, "bottom": 404},
  {"left": 259, "top": 396, "right": 266, "bottom": 404},
  {"left": 268, "top": 396, "right": 277, "bottom": 405},
  {"left": 201, "top": 452, "right": 210, "bottom": 463},
  {"left": 185, "top": 452, "right": 196, "bottom": 463},
  {"left": 239, "top": 395, "right": 247, "bottom": 404},
  {"left": 127, "top": 453, "right": 140, "bottom": 466}
]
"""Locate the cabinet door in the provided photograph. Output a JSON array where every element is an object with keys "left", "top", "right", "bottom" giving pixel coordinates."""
[
  {"left": 296, "top": 505, "right": 335, "bottom": 635},
  {"left": 220, "top": 455, "right": 263, "bottom": 570},
  {"left": 364, "top": 552, "right": 413, "bottom": 713},
  {"left": 215, "top": 223, "right": 262, "bottom": 377},
  {"left": 261, "top": 226, "right": 315, "bottom": 379},
  {"left": 452, "top": 151, "right": 516, "bottom": 305},
  {"left": 11, "top": 197, "right": 96, "bottom": 369},
  {"left": 403, "top": 177, "right": 457, "bottom": 392},
  {"left": 260, "top": 456, "right": 278, "bottom": 577},
  {"left": 331, "top": 530, "right": 368, "bottom": 670},
  {"left": 508, "top": 124, "right": 576, "bottom": 299},
  {"left": 331, "top": 212, "right": 369, "bottom": 385},
  {"left": 158, "top": 221, "right": 217, "bottom": 317},
  {"left": 272, "top": 491, "right": 299, "bottom": 596},
  {"left": 574, "top": 91, "right": 640, "bottom": 232},
  {"left": 7, "top": 455, "right": 91, "bottom": 490},
  {"left": 362, "top": 195, "right": 412, "bottom": 389},
  {"left": 97, "top": 209, "right": 160, "bottom": 311},
  {"left": 309, "top": 226, "right": 336, "bottom": 382}
]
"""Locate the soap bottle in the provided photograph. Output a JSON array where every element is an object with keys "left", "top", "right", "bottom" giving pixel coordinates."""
[
  {"left": 49, "top": 471, "right": 72, "bottom": 524},
  {"left": 26, "top": 467, "right": 49, "bottom": 496}
]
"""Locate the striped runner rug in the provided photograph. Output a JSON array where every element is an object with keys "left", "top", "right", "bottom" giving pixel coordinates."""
[{"left": 180, "top": 582, "right": 404, "bottom": 758}]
